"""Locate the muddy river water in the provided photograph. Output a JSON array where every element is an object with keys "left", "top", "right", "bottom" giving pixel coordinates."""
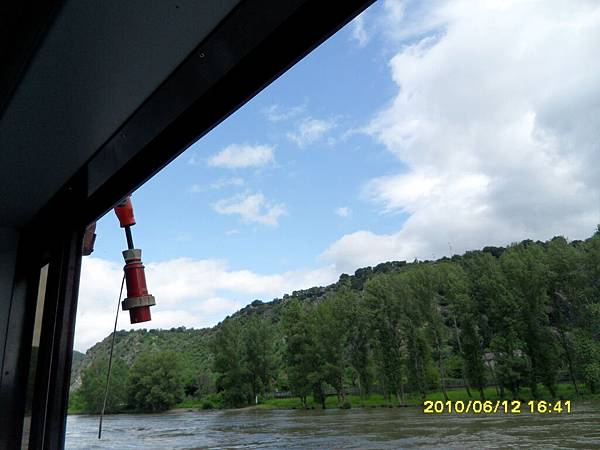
[{"left": 65, "top": 403, "right": 600, "bottom": 449}]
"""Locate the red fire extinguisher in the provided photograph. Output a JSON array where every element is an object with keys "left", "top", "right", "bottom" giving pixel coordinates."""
[{"left": 114, "top": 197, "right": 155, "bottom": 323}]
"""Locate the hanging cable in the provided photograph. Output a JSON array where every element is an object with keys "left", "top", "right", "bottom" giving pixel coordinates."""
[{"left": 98, "top": 274, "right": 126, "bottom": 440}]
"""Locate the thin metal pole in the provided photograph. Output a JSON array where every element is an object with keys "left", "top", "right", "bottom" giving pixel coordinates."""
[
  {"left": 124, "top": 226, "right": 134, "bottom": 250},
  {"left": 98, "top": 274, "right": 126, "bottom": 439}
]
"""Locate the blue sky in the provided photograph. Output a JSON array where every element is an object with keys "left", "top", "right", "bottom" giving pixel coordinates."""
[
  {"left": 93, "top": 2, "right": 403, "bottom": 273},
  {"left": 75, "top": 0, "right": 600, "bottom": 351}
]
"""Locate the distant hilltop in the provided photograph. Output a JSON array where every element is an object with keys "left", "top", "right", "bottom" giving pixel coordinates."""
[{"left": 70, "top": 260, "right": 416, "bottom": 390}]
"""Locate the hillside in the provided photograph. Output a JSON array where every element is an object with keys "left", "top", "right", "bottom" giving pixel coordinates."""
[
  {"left": 72, "top": 350, "right": 85, "bottom": 365},
  {"left": 71, "top": 233, "right": 600, "bottom": 412},
  {"left": 71, "top": 327, "right": 214, "bottom": 391},
  {"left": 70, "top": 260, "right": 409, "bottom": 391}
]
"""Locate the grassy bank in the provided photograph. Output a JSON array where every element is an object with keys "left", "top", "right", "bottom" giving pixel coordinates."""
[
  {"left": 68, "top": 383, "right": 599, "bottom": 414},
  {"left": 171, "top": 383, "right": 599, "bottom": 412},
  {"left": 257, "top": 383, "right": 597, "bottom": 410}
]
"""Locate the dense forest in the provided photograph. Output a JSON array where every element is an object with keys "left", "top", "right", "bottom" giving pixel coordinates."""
[{"left": 70, "top": 231, "right": 600, "bottom": 413}]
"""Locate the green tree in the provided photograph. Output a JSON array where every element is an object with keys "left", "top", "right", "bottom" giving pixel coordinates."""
[
  {"left": 573, "top": 326, "right": 600, "bottom": 394},
  {"left": 463, "top": 251, "right": 523, "bottom": 398},
  {"left": 79, "top": 357, "right": 128, "bottom": 414},
  {"left": 281, "top": 300, "right": 325, "bottom": 408},
  {"left": 501, "top": 244, "right": 559, "bottom": 398},
  {"left": 212, "top": 319, "right": 249, "bottom": 407},
  {"left": 314, "top": 289, "right": 351, "bottom": 403},
  {"left": 243, "top": 315, "right": 276, "bottom": 403},
  {"left": 347, "top": 293, "right": 374, "bottom": 398},
  {"left": 365, "top": 275, "right": 408, "bottom": 402},
  {"left": 545, "top": 236, "right": 585, "bottom": 395},
  {"left": 406, "top": 265, "right": 450, "bottom": 401},
  {"left": 439, "top": 262, "right": 486, "bottom": 399},
  {"left": 72, "top": 230, "right": 600, "bottom": 411},
  {"left": 577, "top": 230, "right": 600, "bottom": 393},
  {"left": 127, "top": 351, "right": 184, "bottom": 412}
]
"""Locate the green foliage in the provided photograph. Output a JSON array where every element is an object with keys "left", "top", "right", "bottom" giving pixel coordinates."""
[
  {"left": 72, "top": 231, "right": 600, "bottom": 411},
  {"left": 257, "top": 383, "right": 586, "bottom": 410},
  {"left": 281, "top": 300, "right": 324, "bottom": 407},
  {"left": 70, "top": 327, "right": 214, "bottom": 400},
  {"left": 127, "top": 351, "right": 185, "bottom": 412},
  {"left": 313, "top": 290, "right": 351, "bottom": 401},
  {"left": 364, "top": 275, "right": 408, "bottom": 401},
  {"left": 210, "top": 232, "right": 600, "bottom": 407},
  {"left": 500, "top": 244, "right": 559, "bottom": 397},
  {"left": 573, "top": 330, "right": 600, "bottom": 393},
  {"left": 211, "top": 315, "right": 276, "bottom": 407},
  {"left": 79, "top": 357, "right": 128, "bottom": 413},
  {"left": 243, "top": 314, "right": 277, "bottom": 401},
  {"left": 212, "top": 319, "right": 249, "bottom": 407},
  {"left": 67, "top": 389, "right": 86, "bottom": 414}
]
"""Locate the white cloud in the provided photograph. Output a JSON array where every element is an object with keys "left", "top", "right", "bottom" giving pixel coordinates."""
[
  {"left": 287, "top": 117, "right": 335, "bottom": 148},
  {"left": 208, "top": 144, "right": 274, "bottom": 169},
  {"left": 380, "top": 0, "right": 445, "bottom": 43},
  {"left": 321, "top": 230, "right": 421, "bottom": 273},
  {"left": 335, "top": 207, "right": 352, "bottom": 218},
  {"left": 322, "top": 0, "right": 600, "bottom": 273},
  {"left": 75, "top": 256, "right": 337, "bottom": 352},
  {"left": 214, "top": 192, "right": 286, "bottom": 226},
  {"left": 351, "top": 14, "right": 369, "bottom": 47},
  {"left": 190, "top": 177, "right": 244, "bottom": 193},
  {"left": 263, "top": 103, "right": 306, "bottom": 122}
]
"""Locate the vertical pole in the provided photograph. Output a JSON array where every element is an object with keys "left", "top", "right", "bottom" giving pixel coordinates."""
[
  {"left": 124, "top": 226, "right": 134, "bottom": 251},
  {"left": 98, "top": 274, "right": 125, "bottom": 439}
]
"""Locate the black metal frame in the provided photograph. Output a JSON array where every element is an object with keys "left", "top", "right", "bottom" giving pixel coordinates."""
[
  {"left": 0, "top": 228, "right": 83, "bottom": 449},
  {"left": 0, "top": 0, "right": 374, "bottom": 447},
  {"left": 28, "top": 231, "right": 83, "bottom": 449},
  {"left": 0, "top": 233, "right": 43, "bottom": 447}
]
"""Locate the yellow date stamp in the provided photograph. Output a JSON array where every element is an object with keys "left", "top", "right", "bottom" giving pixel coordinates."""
[{"left": 423, "top": 400, "right": 572, "bottom": 415}]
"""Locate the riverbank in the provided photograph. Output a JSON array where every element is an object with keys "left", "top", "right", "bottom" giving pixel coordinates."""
[
  {"left": 173, "top": 383, "right": 599, "bottom": 412},
  {"left": 67, "top": 383, "right": 599, "bottom": 415}
]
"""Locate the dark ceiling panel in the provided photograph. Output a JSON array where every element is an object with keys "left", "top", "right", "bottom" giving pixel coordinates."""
[
  {"left": 25, "top": 0, "right": 375, "bottom": 249},
  {"left": 0, "top": 0, "right": 240, "bottom": 227}
]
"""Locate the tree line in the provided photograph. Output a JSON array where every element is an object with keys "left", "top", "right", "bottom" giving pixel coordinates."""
[
  {"left": 72, "top": 351, "right": 186, "bottom": 413},
  {"left": 72, "top": 231, "right": 600, "bottom": 412},
  {"left": 212, "top": 232, "right": 600, "bottom": 408}
]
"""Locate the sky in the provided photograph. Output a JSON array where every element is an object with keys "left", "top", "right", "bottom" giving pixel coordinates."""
[{"left": 74, "top": 0, "right": 600, "bottom": 352}]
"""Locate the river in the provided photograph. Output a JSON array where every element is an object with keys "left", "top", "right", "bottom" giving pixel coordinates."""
[{"left": 65, "top": 404, "right": 600, "bottom": 449}]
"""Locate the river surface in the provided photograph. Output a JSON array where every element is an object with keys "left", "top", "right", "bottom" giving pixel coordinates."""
[{"left": 65, "top": 404, "right": 600, "bottom": 449}]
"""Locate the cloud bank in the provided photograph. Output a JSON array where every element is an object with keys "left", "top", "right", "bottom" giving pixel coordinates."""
[
  {"left": 76, "top": 1, "right": 600, "bottom": 349},
  {"left": 323, "top": 0, "right": 600, "bottom": 273},
  {"left": 75, "top": 257, "right": 337, "bottom": 352},
  {"left": 287, "top": 117, "right": 335, "bottom": 148},
  {"left": 208, "top": 144, "right": 274, "bottom": 169},
  {"left": 214, "top": 192, "right": 286, "bottom": 227}
]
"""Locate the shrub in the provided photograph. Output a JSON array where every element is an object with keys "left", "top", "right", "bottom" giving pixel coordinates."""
[
  {"left": 80, "top": 357, "right": 128, "bottom": 414},
  {"left": 127, "top": 351, "right": 185, "bottom": 412}
]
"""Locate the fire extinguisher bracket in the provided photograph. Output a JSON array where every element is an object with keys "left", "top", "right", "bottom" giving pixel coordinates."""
[
  {"left": 122, "top": 248, "right": 141, "bottom": 260},
  {"left": 122, "top": 294, "right": 156, "bottom": 310}
]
